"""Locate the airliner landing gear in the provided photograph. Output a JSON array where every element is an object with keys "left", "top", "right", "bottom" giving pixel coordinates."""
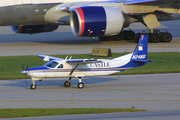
[
  {"left": 98, "top": 29, "right": 172, "bottom": 43},
  {"left": 64, "top": 77, "right": 72, "bottom": 87},
  {"left": 134, "top": 30, "right": 172, "bottom": 43},
  {"left": 98, "top": 30, "right": 135, "bottom": 41},
  {"left": 122, "top": 30, "right": 135, "bottom": 40},
  {"left": 77, "top": 77, "right": 84, "bottom": 89}
]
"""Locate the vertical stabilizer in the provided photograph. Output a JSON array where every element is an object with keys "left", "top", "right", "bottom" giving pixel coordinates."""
[{"left": 131, "top": 34, "right": 148, "bottom": 62}]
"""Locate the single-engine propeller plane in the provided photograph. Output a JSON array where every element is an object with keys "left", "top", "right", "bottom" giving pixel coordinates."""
[{"left": 21, "top": 34, "right": 151, "bottom": 89}]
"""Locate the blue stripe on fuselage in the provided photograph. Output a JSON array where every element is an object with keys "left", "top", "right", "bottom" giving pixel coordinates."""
[{"left": 81, "top": 6, "right": 106, "bottom": 37}]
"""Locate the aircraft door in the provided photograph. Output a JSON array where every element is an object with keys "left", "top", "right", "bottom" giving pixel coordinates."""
[{"left": 22, "top": 0, "right": 32, "bottom": 4}]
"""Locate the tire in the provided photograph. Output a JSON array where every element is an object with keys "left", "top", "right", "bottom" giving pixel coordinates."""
[
  {"left": 134, "top": 33, "right": 141, "bottom": 43},
  {"left": 113, "top": 32, "right": 124, "bottom": 41},
  {"left": 161, "top": 32, "right": 172, "bottom": 42},
  {"left": 123, "top": 31, "right": 135, "bottom": 40},
  {"left": 150, "top": 33, "right": 160, "bottom": 43},
  {"left": 77, "top": 82, "right": 84, "bottom": 89},
  {"left": 98, "top": 36, "right": 113, "bottom": 41},
  {"left": 64, "top": 81, "right": 71, "bottom": 87},
  {"left": 30, "top": 84, "right": 36, "bottom": 90}
]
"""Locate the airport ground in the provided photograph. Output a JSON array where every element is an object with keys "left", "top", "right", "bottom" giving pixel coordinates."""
[
  {"left": 0, "top": 21, "right": 180, "bottom": 56},
  {"left": 0, "top": 20, "right": 180, "bottom": 119}
]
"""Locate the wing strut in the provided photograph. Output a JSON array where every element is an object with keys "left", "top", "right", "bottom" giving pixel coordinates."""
[{"left": 69, "top": 63, "right": 80, "bottom": 75}]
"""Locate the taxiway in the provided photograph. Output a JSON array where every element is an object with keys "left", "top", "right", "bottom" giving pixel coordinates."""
[{"left": 0, "top": 73, "right": 180, "bottom": 111}]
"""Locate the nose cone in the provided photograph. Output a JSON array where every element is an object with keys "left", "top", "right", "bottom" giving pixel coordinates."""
[{"left": 21, "top": 70, "right": 28, "bottom": 74}]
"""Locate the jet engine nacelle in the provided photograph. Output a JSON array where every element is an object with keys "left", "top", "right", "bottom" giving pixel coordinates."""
[
  {"left": 11, "top": 24, "right": 59, "bottom": 34},
  {"left": 70, "top": 6, "right": 129, "bottom": 37}
]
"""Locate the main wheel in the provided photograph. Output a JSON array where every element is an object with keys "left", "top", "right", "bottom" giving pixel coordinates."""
[
  {"left": 134, "top": 33, "right": 141, "bottom": 43},
  {"left": 150, "top": 33, "right": 160, "bottom": 43},
  {"left": 30, "top": 84, "right": 36, "bottom": 90},
  {"left": 113, "top": 32, "right": 124, "bottom": 41},
  {"left": 64, "top": 81, "right": 71, "bottom": 87},
  {"left": 123, "top": 30, "right": 135, "bottom": 40},
  {"left": 98, "top": 36, "right": 113, "bottom": 41},
  {"left": 77, "top": 82, "right": 84, "bottom": 89},
  {"left": 161, "top": 32, "right": 172, "bottom": 42}
]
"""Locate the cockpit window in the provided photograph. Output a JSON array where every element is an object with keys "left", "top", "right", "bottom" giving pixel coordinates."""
[
  {"left": 45, "top": 61, "right": 59, "bottom": 68},
  {"left": 58, "top": 64, "right": 63, "bottom": 68}
]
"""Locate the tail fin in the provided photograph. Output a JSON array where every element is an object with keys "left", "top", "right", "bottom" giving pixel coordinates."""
[{"left": 131, "top": 34, "right": 148, "bottom": 62}]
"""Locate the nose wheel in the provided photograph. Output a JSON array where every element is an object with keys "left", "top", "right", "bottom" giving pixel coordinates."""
[
  {"left": 30, "top": 83, "right": 36, "bottom": 89},
  {"left": 30, "top": 79, "right": 38, "bottom": 89}
]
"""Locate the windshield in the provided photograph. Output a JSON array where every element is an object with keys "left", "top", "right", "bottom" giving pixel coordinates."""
[{"left": 45, "top": 61, "right": 59, "bottom": 68}]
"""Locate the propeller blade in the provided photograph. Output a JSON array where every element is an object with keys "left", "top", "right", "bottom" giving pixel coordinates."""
[
  {"left": 26, "top": 65, "right": 29, "bottom": 71},
  {"left": 21, "top": 64, "right": 25, "bottom": 70}
]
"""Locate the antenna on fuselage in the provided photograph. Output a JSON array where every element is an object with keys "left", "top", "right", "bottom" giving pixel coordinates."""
[
  {"left": 69, "top": 56, "right": 72, "bottom": 60},
  {"left": 65, "top": 56, "right": 68, "bottom": 60}
]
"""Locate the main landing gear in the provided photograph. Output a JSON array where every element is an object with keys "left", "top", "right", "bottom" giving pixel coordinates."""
[
  {"left": 64, "top": 77, "right": 84, "bottom": 89},
  {"left": 98, "top": 30, "right": 172, "bottom": 43},
  {"left": 98, "top": 30, "right": 135, "bottom": 41},
  {"left": 134, "top": 30, "right": 172, "bottom": 43},
  {"left": 30, "top": 77, "right": 84, "bottom": 90}
]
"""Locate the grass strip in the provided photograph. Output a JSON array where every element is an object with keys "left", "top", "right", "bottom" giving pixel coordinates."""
[
  {"left": 0, "top": 108, "right": 144, "bottom": 118},
  {"left": 0, "top": 52, "right": 180, "bottom": 80}
]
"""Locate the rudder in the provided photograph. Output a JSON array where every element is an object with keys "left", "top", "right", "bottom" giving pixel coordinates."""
[{"left": 131, "top": 34, "right": 148, "bottom": 62}]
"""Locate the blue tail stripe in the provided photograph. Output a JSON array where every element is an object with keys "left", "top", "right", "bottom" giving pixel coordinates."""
[{"left": 131, "top": 35, "right": 148, "bottom": 62}]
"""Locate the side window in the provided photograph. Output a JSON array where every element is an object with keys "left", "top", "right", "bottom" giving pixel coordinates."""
[{"left": 58, "top": 64, "right": 63, "bottom": 68}]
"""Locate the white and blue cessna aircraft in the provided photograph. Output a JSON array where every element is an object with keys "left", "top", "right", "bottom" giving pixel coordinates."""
[{"left": 22, "top": 34, "right": 150, "bottom": 89}]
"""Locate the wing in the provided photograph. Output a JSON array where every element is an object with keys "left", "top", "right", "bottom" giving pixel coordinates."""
[
  {"left": 65, "top": 59, "right": 103, "bottom": 75},
  {"left": 66, "top": 59, "right": 102, "bottom": 64},
  {"left": 124, "top": 0, "right": 179, "bottom": 5},
  {"left": 37, "top": 55, "right": 64, "bottom": 61}
]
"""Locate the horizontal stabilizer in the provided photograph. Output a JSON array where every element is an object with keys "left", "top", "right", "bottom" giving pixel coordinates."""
[{"left": 133, "top": 60, "right": 153, "bottom": 63}]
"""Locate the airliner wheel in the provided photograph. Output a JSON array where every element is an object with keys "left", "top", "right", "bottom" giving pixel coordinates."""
[
  {"left": 134, "top": 33, "right": 141, "bottom": 43},
  {"left": 150, "top": 33, "right": 160, "bottom": 43},
  {"left": 123, "top": 30, "right": 135, "bottom": 40},
  {"left": 77, "top": 82, "right": 84, "bottom": 89},
  {"left": 98, "top": 36, "right": 113, "bottom": 41},
  {"left": 161, "top": 32, "right": 172, "bottom": 42}
]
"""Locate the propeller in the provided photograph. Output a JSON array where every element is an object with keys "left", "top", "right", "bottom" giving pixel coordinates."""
[
  {"left": 21, "top": 64, "right": 28, "bottom": 74},
  {"left": 21, "top": 64, "right": 29, "bottom": 88}
]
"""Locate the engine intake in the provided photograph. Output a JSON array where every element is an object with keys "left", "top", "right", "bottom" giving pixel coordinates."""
[{"left": 70, "top": 6, "right": 129, "bottom": 37}]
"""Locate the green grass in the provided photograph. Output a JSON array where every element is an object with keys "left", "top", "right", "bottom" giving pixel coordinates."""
[
  {"left": 0, "top": 108, "right": 144, "bottom": 118},
  {"left": 0, "top": 52, "right": 180, "bottom": 80}
]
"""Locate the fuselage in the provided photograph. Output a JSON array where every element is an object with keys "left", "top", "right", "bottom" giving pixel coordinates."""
[{"left": 27, "top": 59, "right": 131, "bottom": 79}]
